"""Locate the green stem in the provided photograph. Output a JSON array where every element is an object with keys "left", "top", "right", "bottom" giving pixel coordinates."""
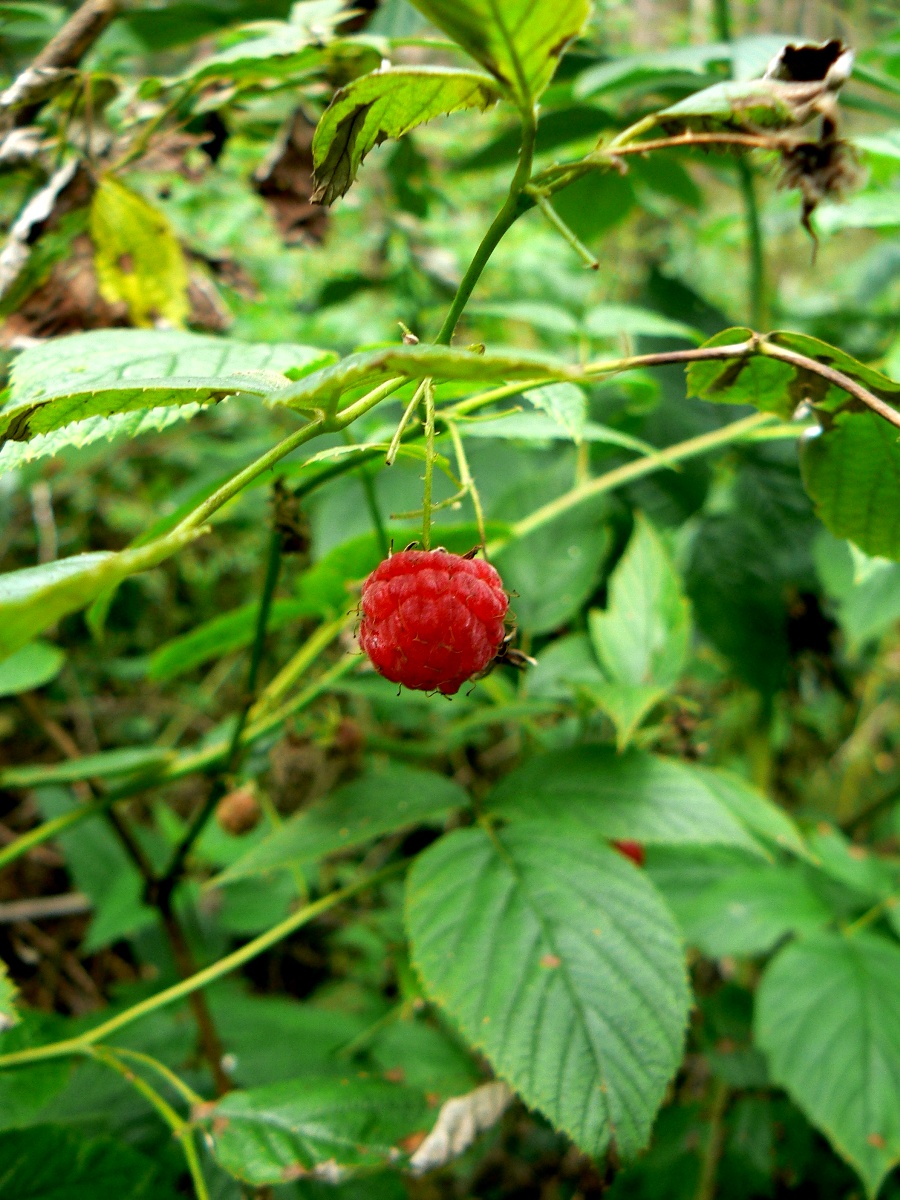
[
  {"left": 491, "top": 411, "right": 776, "bottom": 550},
  {"left": 447, "top": 420, "right": 487, "bottom": 549},
  {"left": 436, "top": 107, "right": 538, "bottom": 344},
  {"left": 158, "top": 527, "right": 284, "bottom": 890},
  {"left": 737, "top": 158, "right": 767, "bottom": 329},
  {"left": 710, "top": 0, "right": 766, "bottom": 330},
  {"left": 108, "top": 1046, "right": 205, "bottom": 1108},
  {"left": 0, "top": 861, "right": 405, "bottom": 1071},
  {"left": 174, "top": 421, "right": 326, "bottom": 536},
  {"left": 88, "top": 1047, "right": 210, "bottom": 1200},
  {"left": 529, "top": 190, "right": 599, "bottom": 269},
  {"left": 712, "top": 0, "right": 732, "bottom": 40},
  {"left": 844, "top": 895, "right": 899, "bottom": 938},
  {"left": 250, "top": 614, "right": 351, "bottom": 719},
  {"left": 421, "top": 380, "right": 436, "bottom": 550},
  {"left": 343, "top": 430, "right": 389, "bottom": 556}
]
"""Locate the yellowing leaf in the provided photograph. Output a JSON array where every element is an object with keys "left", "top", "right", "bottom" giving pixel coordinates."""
[{"left": 90, "top": 177, "right": 189, "bottom": 328}]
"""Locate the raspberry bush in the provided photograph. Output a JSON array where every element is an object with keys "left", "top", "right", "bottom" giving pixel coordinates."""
[{"left": 1, "top": 2, "right": 900, "bottom": 1199}]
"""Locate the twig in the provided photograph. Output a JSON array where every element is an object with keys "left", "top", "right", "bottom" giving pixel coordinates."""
[
  {"left": 696, "top": 1081, "right": 730, "bottom": 1200},
  {"left": 759, "top": 341, "right": 900, "bottom": 432},
  {"left": 0, "top": 861, "right": 405, "bottom": 1069},
  {"left": 0, "top": 893, "right": 91, "bottom": 924},
  {"left": 2, "top": 0, "right": 121, "bottom": 125}
]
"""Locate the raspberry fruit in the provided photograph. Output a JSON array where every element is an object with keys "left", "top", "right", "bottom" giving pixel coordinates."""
[
  {"left": 358, "top": 548, "right": 509, "bottom": 695},
  {"left": 613, "top": 840, "right": 645, "bottom": 867}
]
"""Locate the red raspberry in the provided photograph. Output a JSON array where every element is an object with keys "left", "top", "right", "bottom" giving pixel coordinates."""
[
  {"left": 358, "top": 549, "right": 508, "bottom": 695},
  {"left": 613, "top": 840, "right": 645, "bottom": 867}
]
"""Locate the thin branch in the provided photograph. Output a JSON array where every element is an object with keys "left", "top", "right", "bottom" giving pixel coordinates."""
[
  {"left": 759, "top": 341, "right": 900, "bottom": 432},
  {"left": 604, "top": 131, "right": 778, "bottom": 157},
  {"left": 696, "top": 1081, "right": 730, "bottom": 1200},
  {"left": 2, "top": 0, "right": 121, "bottom": 124},
  {"left": 0, "top": 861, "right": 406, "bottom": 1070},
  {"left": 0, "top": 892, "right": 90, "bottom": 923}
]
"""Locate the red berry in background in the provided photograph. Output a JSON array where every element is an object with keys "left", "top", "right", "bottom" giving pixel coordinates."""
[
  {"left": 613, "top": 840, "right": 645, "bottom": 867},
  {"left": 358, "top": 548, "right": 509, "bottom": 695}
]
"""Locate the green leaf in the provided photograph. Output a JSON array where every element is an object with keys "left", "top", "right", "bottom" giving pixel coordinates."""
[
  {"left": 522, "top": 382, "right": 587, "bottom": 441},
  {"left": 0, "top": 404, "right": 206, "bottom": 477},
  {"left": 148, "top": 597, "right": 313, "bottom": 682},
  {"left": 526, "top": 631, "right": 608, "bottom": 701},
  {"left": 573, "top": 35, "right": 788, "bottom": 98},
  {"left": 590, "top": 515, "right": 690, "bottom": 689},
  {"left": 814, "top": 531, "right": 900, "bottom": 653},
  {"left": 90, "top": 177, "right": 189, "bottom": 329},
  {"left": 312, "top": 67, "right": 500, "bottom": 204},
  {"left": 588, "top": 515, "right": 690, "bottom": 744},
  {"left": 208, "top": 985, "right": 372, "bottom": 1088},
  {"left": 0, "top": 527, "right": 202, "bottom": 661},
  {"left": 460, "top": 412, "right": 654, "bottom": 454},
  {"left": 0, "top": 1016, "right": 73, "bottom": 1130},
  {"left": 690, "top": 765, "right": 808, "bottom": 858},
  {"left": 407, "top": 0, "right": 590, "bottom": 105},
  {"left": 687, "top": 330, "right": 900, "bottom": 423},
  {"left": 0, "top": 746, "right": 172, "bottom": 789},
  {"left": 672, "top": 865, "right": 831, "bottom": 957},
  {"left": 814, "top": 190, "right": 900, "bottom": 236},
  {"left": 686, "top": 328, "right": 793, "bottom": 415},
  {"left": 369, "top": 1018, "right": 481, "bottom": 1100},
  {"left": 801, "top": 411, "right": 900, "bottom": 560},
  {"left": 275, "top": 343, "right": 578, "bottom": 416},
  {"left": 583, "top": 304, "right": 702, "bottom": 343},
  {"left": 2, "top": 329, "right": 335, "bottom": 444},
  {"left": 685, "top": 456, "right": 819, "bottom": 694},
  {"left": 0, "top": 961, "right": 18, "bottom": 1032},
  {"left": 0, "top": 1125, "right": 169, "bottom": 1199},
  {"left": 202, "top": 1076, "right": 430, "bottom": 1186},
  {"left": 804, "top": 824, "right": 895, "bottom": 904},
  {"left": 215, "top": 762, "right": 466, "bottom": 884},
  {"left": 406, "top": 820, "right": 691, "bottom": 1159},
  {"left": 485, "top": 746, "right": 767, "bottom": 854},
  {"left": 588, "top": 683, "right": 669, "bottom": 747},
  {"left": 756, "top": 931, "right": 900, "bottom": 1198},
  {"left": 0, "top": 640, "right": 64, "bottom": 697},
  {"left": 34, "top": 788, "right": 158, "bottom": 953},
  {"left": 181, "top": 0, "right": 346, "bottom": 84},
  {"left": 658, "top": 75, "right": 840, "bottom": 131},
  {"left": 493, "top": 460, "right": 609, "bottom": 635}
]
